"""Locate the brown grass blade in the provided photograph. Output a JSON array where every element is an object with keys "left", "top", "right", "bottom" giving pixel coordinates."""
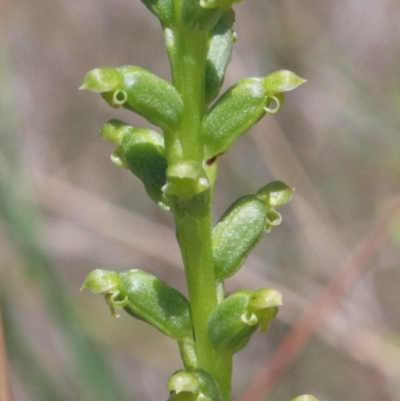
[
  {"left": 0, "top": 303, "right": 12, "bottom": 401},
  {"left": 237, "top": 195, "right": 400, "bottom": 401}
]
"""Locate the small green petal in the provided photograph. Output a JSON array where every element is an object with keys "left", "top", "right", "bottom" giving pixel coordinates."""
[
  {"left": 80, "top": 67, "right": 122, "bottom": 93},
  {"left": 257, "top": 307, "right": 278, "bottom": 332},
  {"left": 263, "top": 70, "right": 306, "bottom": 95},
  {"left": 105, "top": 292, "right": 128, "bottom": 318},
  {"left": 101, "top": 119, "right": 133, "bottom": 144},
  {"left": 249, "top": 288, "right": 283, "bottom": 310},
  {"left": 81, "top": 269, "right": 121, "bottom": 294},
  {"left": 266, "top": 209, "right": 282, "bottom": 230},
  {"left": 257, "top": 181, "right": 294, "bottom": 207},
  {"left": 110, "top": 146, "right": 127, "bottom": 168},
  {"left": 167, "top": 371, "right": 200, "bottom": 394},
  {"left": 164, "top": 161, "right": 209, "bottom": 201}
]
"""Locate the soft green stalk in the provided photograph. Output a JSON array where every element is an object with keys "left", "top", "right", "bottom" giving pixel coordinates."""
[
  {"left": 164, "top": 11, "right": 234, "bottom": 398},
  {"left": 80, "top": 2, "right": 313, "bottom": 401},
  {"left": 168, "top": 27, "right": 208, "bottom": 161}
]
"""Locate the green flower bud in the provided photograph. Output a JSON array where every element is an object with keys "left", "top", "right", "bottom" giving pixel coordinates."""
[
  {"left": 82, "top": 269, "right": 193, "bottom": 341},
  {"left": 207, "top": 289, "right": 282, "bottom": 353},
  {"left": 163, "top": 161, "right": 210, "bottom": 217},
  {"left": 201, "top": 71, "right": 305, "bottom": 160},
  {"left": 167, "top": 369, "right": 223, "bottom": 401},
  {"left": 205, "top": 10, "right": 235, "bottom": 103},
  {"left": 121, "top": 127, "right": 169, "bottom": 208},
  {"left": 290, "top": 396, "right": 319, "bottom": 401},
  {"left": 212, "top": 196, "right": 268, "bottom": 280},
  {"left": 100, "top": 120, "right": 169, "bottom": 208},
  {"left": 257, "top": 180, "right": 294, "bottom": 232},
  {"left": 213, "top": 182, "right": 294, "bottom": 280},
  {"left": 119, "top": 269, "right": 193, "bottom": 341},
  {"left": 256, "top": 181, "right": 294, "bottom": 208},
  {"left": 80, "top": 67, "right": 125, "bottom": 111},
  {"left": 201, "top": 78, "right": 274, "bottom": 160},
  {"left": 81, "top": 66, "right": 183, "bottom": 132},
  {"left": 81, "top": 269, "right": 127, "bottom": 317},
  {"left": 207, "top": 291, "right": 258, "bottom": 353},
  {"left": 117, "top": 66, "right": 183, "bottom": 131}
]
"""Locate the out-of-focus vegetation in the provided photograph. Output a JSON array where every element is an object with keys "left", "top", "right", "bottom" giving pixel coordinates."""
[{"left": 1, "top": 1, "right": 400, "bottom": 400}]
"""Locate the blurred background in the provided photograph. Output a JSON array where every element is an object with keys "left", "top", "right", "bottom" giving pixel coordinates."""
[{"left": 1, "top": 0, "right": 400, "bottom": 400}]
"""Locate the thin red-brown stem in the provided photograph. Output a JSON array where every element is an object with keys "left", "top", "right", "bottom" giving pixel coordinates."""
[
  {"left": 237, "top": 195, "right": 400, "bottom": 401},
  {"left": 0, "top": 303, "right": 12, "bottom": 401}
]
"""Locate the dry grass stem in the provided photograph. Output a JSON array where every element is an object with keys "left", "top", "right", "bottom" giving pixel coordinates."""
[
  {"left": 237, "top": 195, "right": 400, "bottom": 401},
  {"left": 0, "top": 304, "right": 12, "bottom": 401}
]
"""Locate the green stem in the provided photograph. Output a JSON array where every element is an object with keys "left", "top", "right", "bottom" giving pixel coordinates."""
[
  {"left": 175, "top": 212, "right": 217, "bottom": 368},
  {"left": 163, "top": 8, "right": 233, "bottom": 400},
  {"left": 174, "top": 212, "right": 232, "bottom": 401},
  {"left": 164, "top": 12, "right": 208, "bottom": 161}
]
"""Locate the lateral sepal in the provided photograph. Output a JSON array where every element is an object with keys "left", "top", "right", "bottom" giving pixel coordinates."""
[
  {"left": 82, "top": 269, "right": 193, "bottom": 341},
  {"left": 201, "top": 71, "right": 305, "bottom": 160},
  {"left": 167, "top": 369, "right": 223, "bottom": 401},
  {"left": 207, "top": 288, "right": 282, "bottom": 353},
  {"left": 81, "top": 66, "right": 183, "bottom": 132},
  {"left": 163, "top": 161, "right": 210, "bottom": 218},
  {"left": 212, "top": 181, "right": 293, "bottom": 280},
  {"left": 101, "top": 119, "right": 170, "bottom": 209},
  {"left": 212, "top": 195, "right": 268, "bottom": 280}
]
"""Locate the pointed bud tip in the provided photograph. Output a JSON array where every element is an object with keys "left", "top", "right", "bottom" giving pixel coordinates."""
[
  {"left": 101, "top": 119, "right": 131, "bottom": 144},
  {"left": 257, "top": 181, "right": 294, "bottom": 207},
  {"left": 80, "top": 67, "right": 122, "bottom": 93},
  {"left": 264, "top": 70, "right": 306, "bottom": 95},
  {"left": 250, "top": 288, "right": 283, "bottom": 309},
  {"left": 81, "top": 269, "right": 121, "bottom": 294}
]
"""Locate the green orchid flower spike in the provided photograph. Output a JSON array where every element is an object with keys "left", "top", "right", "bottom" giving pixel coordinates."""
[{"left": 80, "top": 1, "right": 317, "bottom": 400}]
